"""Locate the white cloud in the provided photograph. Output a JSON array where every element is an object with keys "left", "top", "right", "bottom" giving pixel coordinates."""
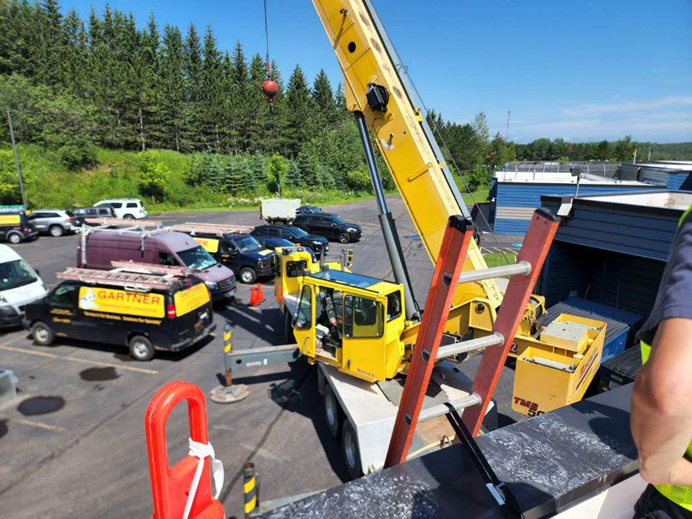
[
  {"left": 561, "top": 96, "right": 692, "bottom": 118},
  {"left": 510, "top": 96, "right": 692, "bottom": 142}
]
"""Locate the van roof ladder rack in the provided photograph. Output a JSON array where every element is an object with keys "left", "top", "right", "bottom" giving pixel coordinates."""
[
  {"left": 172, "top": 222, "right": 254, "bottom": 236},
  {"left": 57, "top": 267, "right": 186, "bottom": 291}
]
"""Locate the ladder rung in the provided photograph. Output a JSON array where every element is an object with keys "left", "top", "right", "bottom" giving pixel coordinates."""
[
  {"left": 458, "top": 261, "right": 531, "bottom": 284},
  {"left": 436, "top": 333, "right": 504, "bottom": 360},
  {"left": 416, "top": 394, "right": 482, "bottom": 423}
]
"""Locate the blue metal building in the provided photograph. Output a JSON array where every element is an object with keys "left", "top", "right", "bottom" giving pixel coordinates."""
[
  {"left": 536, "top": 190, "right": 691, "bottom": 360},
  {"left": 490, "top": 173, "right": 657, "bottom": 235},
  {"left": 490, "top": 161, "right": 692, "bottom": 235}
]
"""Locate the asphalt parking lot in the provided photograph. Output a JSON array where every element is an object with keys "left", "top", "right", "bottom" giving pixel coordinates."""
[{"left": 0, "top": 196, "right": 524, "bottom": 518}]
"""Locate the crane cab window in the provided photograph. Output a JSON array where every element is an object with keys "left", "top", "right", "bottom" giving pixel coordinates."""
[
  {"left": 344, "top": 295, "right": 383, "bottom": 339},
  {"left": 387, "top": 291, "right": 402, "bottom": 322},
  {"left": 295, "top": 285, "right": 312, "bottom": 330},
  {"left": 286, "top": 260, "right": 307, "bottom": 278}
]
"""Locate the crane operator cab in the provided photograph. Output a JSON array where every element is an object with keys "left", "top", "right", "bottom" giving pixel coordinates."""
[{"left": 293, "top": 269, "right": 406, "bottom": 383}]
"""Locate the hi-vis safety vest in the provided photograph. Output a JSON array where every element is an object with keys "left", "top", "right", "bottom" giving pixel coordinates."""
[{"left": 640, "top": 204, "right": 692, "bottom": 511}]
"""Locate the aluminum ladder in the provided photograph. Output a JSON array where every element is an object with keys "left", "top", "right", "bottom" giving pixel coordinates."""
[{"left": 384, "top": 208, "right": 560, "bottom": 469}]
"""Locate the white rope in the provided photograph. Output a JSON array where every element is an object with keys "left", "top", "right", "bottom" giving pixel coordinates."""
[{"left": 182, "top": 439, "right": 225, "bottom": 519}]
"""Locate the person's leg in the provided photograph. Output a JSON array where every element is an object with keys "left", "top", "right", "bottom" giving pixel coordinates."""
[{"left": 634, "top": 485, "right": 692, "bottom": 519}]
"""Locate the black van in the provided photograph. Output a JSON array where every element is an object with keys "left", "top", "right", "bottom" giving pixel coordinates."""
[
  {"left": 188, "top": 231, "right": 277, "bottom": 284},
  {"left": 23, "top": 265, "right": 216, "bottom": 361},
  {"left": 0, "top": 207, "right": 39, "bottom": 244}
]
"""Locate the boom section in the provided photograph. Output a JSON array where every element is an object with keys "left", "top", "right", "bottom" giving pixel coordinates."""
[{"left": 311, "top": 0, "right": 502, "bottom": 308}]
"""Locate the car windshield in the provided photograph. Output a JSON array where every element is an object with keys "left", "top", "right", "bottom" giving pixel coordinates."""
[
  {"left": 289, "top": 227, "right": 310, "bottom": 238},
  {"left": 331, "top": 216, "right": 347, "bottom": 225},
  {"left": 235, "top": 236, "right": 262, "bottom": 253},
  {"left": 66, "top": 211, "right": 74, "bottom": 217},
  {"left": 177, "top": 246, "right": 217, "bottom": 270},
  {"left": 0, "top": 259, "right": 38, "bottom": 291}
]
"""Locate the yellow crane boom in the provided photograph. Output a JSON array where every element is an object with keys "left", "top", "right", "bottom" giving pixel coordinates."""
[{"left": 311, "top": 0, "right": 503, "bottom": 309}]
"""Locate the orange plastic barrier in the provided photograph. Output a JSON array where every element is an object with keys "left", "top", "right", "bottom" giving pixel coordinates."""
[{"left": 145, "top": 381, "right": 225, "bottom": 519}]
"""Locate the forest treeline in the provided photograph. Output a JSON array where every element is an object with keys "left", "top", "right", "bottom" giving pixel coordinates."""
[{"left": 0, "top": 0, "right": 689, "bottom": 208}]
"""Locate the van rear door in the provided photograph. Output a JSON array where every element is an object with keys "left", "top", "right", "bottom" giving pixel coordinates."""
[{"left": 170, "top": 283, "right": 213, "bottom": 344}]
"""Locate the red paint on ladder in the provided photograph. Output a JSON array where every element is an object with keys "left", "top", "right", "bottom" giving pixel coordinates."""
[
  {"left": 384, "top": 216, "right": 475, "bottom": 468},
  {"left": 461, "top": 209, "right": 559, "bottom": 437},
  {"left": 145, "top": 381, "right": 225, "bottom": 519}
]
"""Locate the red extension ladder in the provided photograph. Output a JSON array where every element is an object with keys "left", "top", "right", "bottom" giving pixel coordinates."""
[{"left": 384, "top": 208, "right": 560, "bottom": 469}]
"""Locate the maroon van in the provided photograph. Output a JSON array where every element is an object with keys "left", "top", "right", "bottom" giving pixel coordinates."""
[{"left": 77, "top": 230, "right": 236, "bottom": 301}]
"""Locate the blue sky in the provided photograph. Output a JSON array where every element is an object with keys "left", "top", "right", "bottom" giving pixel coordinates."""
[{"left": 61, "top": 0, "right": 692, "bottom": 143}]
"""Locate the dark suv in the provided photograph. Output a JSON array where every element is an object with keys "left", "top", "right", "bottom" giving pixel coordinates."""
[
  {"left": 296, "top": 205, "right": 324, "bottom": 215},
  {"left": 73, "top": 206, "right": 115, "bottom": 226},
  {"left": 251, "top": 225, "right": 329, "bottom": 259},
  {"left": 292, "top": 214, "right": 362, "bottom": 243}
]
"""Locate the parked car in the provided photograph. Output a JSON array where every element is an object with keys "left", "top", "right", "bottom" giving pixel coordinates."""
[
  {"left": 94, "top": 199, "right": 147, "bottom": 220},
  {"left": 0, "top": 208, "right": 39, "bottom": 244},
  {"left": 24, "top": 267, "right": 214, "bottom": 361},
  {"left": 255, "top": 236, "right": 316, "bottom": 261},
  {"left": 296, "top": 205, "right": 324, "bottom": 215},
  {"left": 251, "top": 225, "right": 329, "bottom": 259},
  {"left": 78, "top": 230, "right": 236, "bottom": 302},
  {"left": 0, "top": 245, "right": 48, "bottom": 327},
  {"left": 29, "top": 209, "right": 77, "bottom": 237},
  {"left": 73, "top": 206, "right": 115, "bottom": 226},
  {"left": 187, "top": 231, "right": 277, "bottom": 284},
  {"left": 292, "top": 214, "right": 362, "bottom": 243}
]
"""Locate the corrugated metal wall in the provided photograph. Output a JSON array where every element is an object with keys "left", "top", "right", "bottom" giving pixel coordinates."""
[
  {"left": 492, "top": 183, "right": 656, "bottom": 235},
  {"left": 541, "top": 198, "right": 679, "bottom": 261},
  {"left": 537, "top": 197, "right": 677, "bottom": 319}
]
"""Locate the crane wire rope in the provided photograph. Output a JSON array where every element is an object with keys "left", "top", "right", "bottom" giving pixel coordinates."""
[
  {"left": 405, "top": 74, "right": 512, "bottom": 266},
  {"left": 263, "top": 0, "right": 271, "bottom": 76}
]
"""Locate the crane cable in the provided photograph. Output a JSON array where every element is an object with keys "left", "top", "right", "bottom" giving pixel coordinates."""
[
  {"left": 407, "top": 76, "right": 512, "bottom": 266},
  {"left": 263, "top": 0, "right": 271, "bottom": 78}
]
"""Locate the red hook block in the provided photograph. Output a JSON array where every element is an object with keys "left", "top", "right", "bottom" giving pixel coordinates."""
[{"left": 145, "top": 381, "right": 225, "bottom": 519}]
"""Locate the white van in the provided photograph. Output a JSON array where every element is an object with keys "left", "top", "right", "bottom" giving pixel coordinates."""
[{"left": 0, "top": 245, "right": 48, "bottom": 327}]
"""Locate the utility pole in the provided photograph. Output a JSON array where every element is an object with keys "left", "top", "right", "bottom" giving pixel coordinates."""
[
  {"left": 632, "top": 147, "right": 637, "bottom": 164},
  {"left": 647, "top": 148, "right": 652, "bottom": 161},
  {"left": 6, "top": 108, "right": 27, "bottom": 209},
  {"left": 505, "top": 110, "right": 511, "bottom": 141}
]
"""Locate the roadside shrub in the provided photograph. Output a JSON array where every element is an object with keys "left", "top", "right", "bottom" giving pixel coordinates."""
[
  {"left": 58, "top": 143, "right": 98, "bottom": 171},
  {"left": 346, "top": 168, "right": 372, "bottom": 191},
  {"left": 465, "top": 166, "right": 491, "bottom": 192},
  {"left": 138, "top": 153, "right": 169, "bottom": 202},
  {"left": 0, "top": 149, "right": 23, "bottom": 204}
]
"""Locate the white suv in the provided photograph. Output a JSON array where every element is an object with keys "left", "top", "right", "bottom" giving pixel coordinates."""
[{"left": 94, "top": 199, "right": 147, "bottom": 220}]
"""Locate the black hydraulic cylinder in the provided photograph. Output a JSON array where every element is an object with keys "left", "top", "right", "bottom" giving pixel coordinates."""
[{"left": 354, "top": 111, "right": 418, "bottom": 321}]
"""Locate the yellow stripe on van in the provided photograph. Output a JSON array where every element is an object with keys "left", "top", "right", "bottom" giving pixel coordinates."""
[
  {"left": 193, "top": 237, "right": 220, "bottom": 253},
  {"left": 0, "top": 215, "right": 21, "bottom": 225},
  {"left": 78, "top": 287, "right": 165, "bottom": 318},
  {"left": 174, "top": 283, "right": 211, "bottom": 316}
]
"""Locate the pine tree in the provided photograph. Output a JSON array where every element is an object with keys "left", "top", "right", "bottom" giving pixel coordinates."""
[
  {"left": 35, "top": 0, "right": 66, "bottom": 87},
  {"left": 183, "top": 23, "right": 203, "bottom": 150},
  {"left": 200, "top": 26, "right": 224, "bottom": 151},
  {"left": 160, "top": 25, "right": 186, "bottom": 151},
  {"left": 285, "top": 65, "right": 313, "bottom": 158},
  {"left": 229, "top": 42, "right": 251, "bottom": 153},
  {"left": 312, "top": 69, "right": 337, "bottom": 125}
]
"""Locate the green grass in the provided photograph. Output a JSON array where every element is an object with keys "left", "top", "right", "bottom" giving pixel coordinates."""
[
  {"left": 462, "top": 188, "right": 489, "bottom": 206},
  {"left": 483, "top": 252, "right": 517, "bottom": 268},
  {"left": 2, "top": 143, "right": 494, "bottom": 213}
]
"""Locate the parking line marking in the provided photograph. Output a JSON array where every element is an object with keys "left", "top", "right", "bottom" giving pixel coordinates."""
[
  {"left": 14, "top": 418, "right": 66, "bottom": 433},
  {"left": 0, "top": 345, "right": 158, "bottom": 375}
]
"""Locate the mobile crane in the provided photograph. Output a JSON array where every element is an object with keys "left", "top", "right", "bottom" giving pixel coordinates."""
[{"left": 220, "top": 0, "right": 607, "bottom": 478}]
